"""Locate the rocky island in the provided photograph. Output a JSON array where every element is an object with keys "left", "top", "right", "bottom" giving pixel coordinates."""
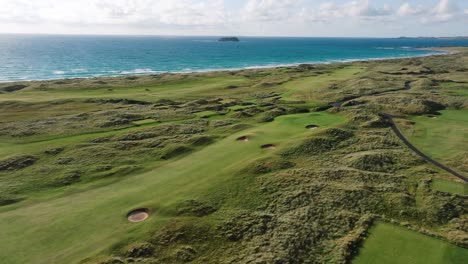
[{"left": 218, "top": 37, "right": 240, "bottom": 42}]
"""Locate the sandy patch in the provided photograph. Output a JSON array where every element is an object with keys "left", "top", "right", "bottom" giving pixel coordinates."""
[
  {"left": 261, "top": 144, "right": 276, "bottom": 150},
  {"left": 127, "top": 208, "right": 150, "bottom": 223},
  {"left": 236, "top": 136, "right": 250, "bottom": 142},
  {"left": 306, "top": 125, "right": 319, "bottom": 130}
]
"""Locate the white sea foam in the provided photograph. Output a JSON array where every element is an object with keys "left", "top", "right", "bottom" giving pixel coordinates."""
[
  {"left": 0, "top": 48, "right": 449, "bottom": 83},
  {"left": 71, "top": 68, "right": 88, "bottom": 73},
  {"left": 120, "top": 68, "right": 159, "bottom": 75}
]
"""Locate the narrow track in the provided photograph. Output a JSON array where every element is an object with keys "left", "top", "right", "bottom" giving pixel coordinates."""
[
  {"left": 380, "top": 113, "right": 467, "bottom": 182},
  {"left": 328, "top": 81, "right": 467, "bottom": 182}
]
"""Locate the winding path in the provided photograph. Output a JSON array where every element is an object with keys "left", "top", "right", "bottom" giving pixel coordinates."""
[
  {"left": 379, "top": 113, "right": 467, "bottom": 182},
  {"left": 328, "top": 81, "right": 467, "bottom": 182}
]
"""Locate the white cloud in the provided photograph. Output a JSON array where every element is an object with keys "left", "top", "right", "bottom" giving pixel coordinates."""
[
  {"left": 0, "top": 0, "right": 226, "bottom": 27},
  {"left": 397, "top": 3, "right": 426, "bottom": 17},
  {"left": 397, "top": 0, "right": 462, "bottom": 24},
  {"left": 302, "top": 0, "right": 393, "bottom": 23},
  {"left": 0, "top": 0, "right": 466, "bottom": 36},
  {"left": 427, "top": 0, "right": 458, "bottom": 22},
  {"left": 242, "top": 0, "right": 299, "bottom": 21}
]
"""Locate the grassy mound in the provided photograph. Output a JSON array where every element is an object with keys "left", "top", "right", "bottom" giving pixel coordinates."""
[
  {"left": 280, "top": 128, "right": 353, "bottom": 157},
  {"left": 0, "top": 155, "right": 37, "bottom": 171}
]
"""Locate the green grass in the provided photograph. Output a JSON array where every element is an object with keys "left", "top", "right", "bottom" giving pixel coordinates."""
[
  {"left": 439, "top": 82, "right": 462, "bottom": 88},
  {"left": 133, "top": 119, "right": 157, "bottom": 125},
  {"left": 399, "top": 109, "right": 468, "bottom": 161},
  {"left": 448, "top": 89, "right": 468, "bottom": 97},
  {"left": 1, "top": 50, "right": 468, "bottom": 263},
  {"left": 0, "top": 75, "right": 250, "bottom": 103},
  {"left": 194, "top": 111, "right": 220, "bottom": 119},
  {"left": 432, "top": 178, "right": 467, "bottom": 195},
  {"left": 0, "top": 112, "right": 345, "bottom": 264},
  {"left": 281, "top": 66, "right": 365, "bottom": 100},
  {"left": 353, "top": 222, "right": 468, "bottom": 264}
]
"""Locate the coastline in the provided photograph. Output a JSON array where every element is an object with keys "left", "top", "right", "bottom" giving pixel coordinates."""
[
  {"left": 1, "top": 42, "right": 467, "bottom": 264},
  {"left": 0, "top": 47, "right": 456, "bottom": 84}
]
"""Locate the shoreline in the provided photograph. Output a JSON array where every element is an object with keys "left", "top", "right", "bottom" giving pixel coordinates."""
[{"left": 0, "top": 47, "right": 454, "bottom": 84}]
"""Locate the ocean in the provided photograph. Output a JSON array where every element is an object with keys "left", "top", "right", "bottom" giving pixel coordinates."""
[{"left": 1, "top": 34, "right": 468, "bottom": 82}]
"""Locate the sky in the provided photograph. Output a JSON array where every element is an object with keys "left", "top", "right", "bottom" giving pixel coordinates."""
[{"left": 0, "top": 0, "right": 467, "bottom": 37}]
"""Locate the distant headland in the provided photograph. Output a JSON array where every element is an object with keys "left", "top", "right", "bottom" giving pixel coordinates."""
[
  {"left": 218, "top": 37, "right": 240, "bottom": 42},
  {"left": 398, "top": 36, "right": 468, "bottom": 40}
]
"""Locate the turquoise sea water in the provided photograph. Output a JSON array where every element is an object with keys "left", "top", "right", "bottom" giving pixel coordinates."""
[{"left": 1, "top": 35, "right": 467, "bottom": 82}]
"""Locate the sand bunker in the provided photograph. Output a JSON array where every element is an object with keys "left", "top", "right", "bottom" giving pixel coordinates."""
[
  {"left": 236, "top": 136, "right": 250, "bottom": 142},
  {"left": 261, "top": 144, "right": 276, "bottom": 150},
  {"left": 127, "top": 208, "right": 149, "bottom": 223},
  {"left": 306, "top": 125, "right": 319, "bottom": 130}
]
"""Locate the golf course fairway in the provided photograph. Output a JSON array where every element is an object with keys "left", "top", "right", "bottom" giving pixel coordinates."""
[{"left": 0, "top": 112, "right": 344, "bottom": 264}]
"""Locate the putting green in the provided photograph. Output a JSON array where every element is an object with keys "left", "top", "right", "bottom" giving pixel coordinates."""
[
  {"left": 0, "top": 112, "right": 345, "bottom": 264},
  {"left": 353, "top": 222, "right": 468, "bottom": 264}
]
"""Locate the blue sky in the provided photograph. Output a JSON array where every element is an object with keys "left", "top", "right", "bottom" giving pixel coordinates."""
[{"left": 0, "top": 0, "right": 467, "bottom": 37}]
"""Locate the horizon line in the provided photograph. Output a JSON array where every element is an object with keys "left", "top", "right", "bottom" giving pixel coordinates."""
[{"left": 1, "top": 32, "right": 467, "bottom": 39}]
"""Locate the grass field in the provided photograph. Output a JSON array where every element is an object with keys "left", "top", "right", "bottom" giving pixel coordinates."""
[
  {"left": 432, "top": 178, "right": 467, "bottom": 195},
  {"left": 449, "top": 89, "right": 468, "bottom": 97},
  {"left": 399, "top": 110, "right": 468, "bottom": 161},
  {"left": 0, "top": 75, "right": 251, "bottom": 103},
  {"left": 281, "top": 66, "right": 365, "bottom": 101},
  {"left": 1, "top": 49, "right": 467, "bottom": 263},
  {"left": 397, "top": 110, "right": 468, "bottom": 193},
  {"left": 353, "top": 222, "right": 468, "bottom": 264},
  {"left": 0, "top": 112, "right": 345, "bottom": 263}
]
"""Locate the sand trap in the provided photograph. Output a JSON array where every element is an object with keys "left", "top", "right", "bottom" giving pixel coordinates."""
[
  {"left": 261, "top": 144, "right": 276, "bottom": 150},
  {"left": 306, "top": 125, "right": 319, "bottom": 130},
  {"left": 127, "top": 208, "right": 149, "bottom": 223},
  {"left": 236, "top": 136, "right": 250, "bottom": 142}
]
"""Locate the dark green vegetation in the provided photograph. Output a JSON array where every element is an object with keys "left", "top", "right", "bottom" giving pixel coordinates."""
[{"left": 0, "top": 48, "right": 467, "bottom": 263}]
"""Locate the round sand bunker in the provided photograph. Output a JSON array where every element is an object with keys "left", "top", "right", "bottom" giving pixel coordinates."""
[
  {"left": 127, "top": 208, "right": 149, "bottom": 223},
  {"left": 236, "top": 136, "right": 250, "bottom": 142},
  {"left": 306, "top": 125, "right": 319, "bottom": 130},
  {"left": 261, "top": 144, "right": 276, "bottom": 150}
]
